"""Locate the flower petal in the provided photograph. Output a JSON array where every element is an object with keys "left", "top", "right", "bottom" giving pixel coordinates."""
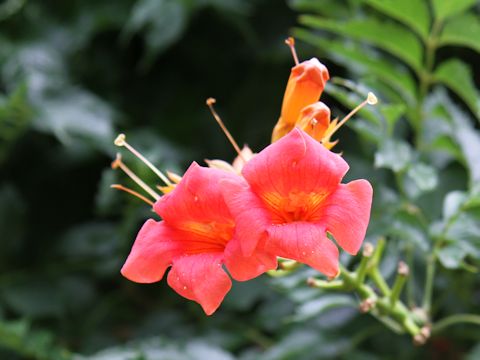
[
  {"left": 220, "top": 177, "right": 271, "bottom": 256},
  {"left": 167, "top": 253, "right": 231, "bottom": 315},
  {"left": 121, "top": 220, "right": 180, "bottom": 283},
  {"left": 155, "top": 162, "right": 238, "bottom": 227},
  {"left": 244, "top": 128, "right": 349, "bottom": 198},
  {"left": 323, "top": 180, "right": 373, "bottom": 255},
  {"left": 267, "top": 222, "right": 339, "bottom": 277},
  {"left": 224, "top": 236, "right": 277, "bottom": 281}
]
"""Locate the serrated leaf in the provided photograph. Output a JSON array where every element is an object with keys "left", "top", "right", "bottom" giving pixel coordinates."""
[
  {"left": 432, "top": 0, "right": 477, "bottom": 21},
  {"left": 374, "top": 139, "right": 413, "bottom": 172},
  {"left": 299, "top": 16, "right": 423, "bottom": 71},
  {"left": 439, "top": 13, "right": 480, "bottom": 54},
  {"left": 363, "top": 0, "right": 430, "bottom": 39},
  {"left": 293, "top": 29, "right": 417, "bottom": 103},
  {"left": 433, "top": 59, "right": 480, "bottom": 119}
]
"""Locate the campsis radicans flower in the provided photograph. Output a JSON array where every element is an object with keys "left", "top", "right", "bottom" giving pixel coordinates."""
[
  {"left": 112, "top": 37, "right": 376, "bottom": 315},
  {"left": 121, "top": 162, "right": 277, "bottom": 315},
  {"left": 272, "top": 37, "right": 377, "bottom": 148},
  {"left": 221, "top": 128, "right": 373, "bottom": 277}
]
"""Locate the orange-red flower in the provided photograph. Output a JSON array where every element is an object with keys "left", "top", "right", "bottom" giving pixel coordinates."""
[
  {"left": 221, "top": 128, "right": 373, "bottom": 277},
  {"left": 272, "top": 58, "right": 330, "bottom": 142},
  {"left": 121, "top": 162, "right": 277, "bottom": 315}
]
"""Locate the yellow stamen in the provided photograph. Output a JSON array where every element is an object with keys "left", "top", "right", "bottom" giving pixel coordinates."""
[
  {"left": 114, "top": 133, "right": 172, "bottom": 186},
  {"left": 326, "top": 92, "right": 378, "bottom": 138},
  {"left": 206, "top": 98, "right": 246, "bottom": 163},
  {"left": 285, "top": 37, "right": 299, "bottom": 65},
  {"left": 111, "top": 153, "right": 160, "bottom": 201},
  {"left": 111, "top": 184, "right": 155, "bottom": 206}
]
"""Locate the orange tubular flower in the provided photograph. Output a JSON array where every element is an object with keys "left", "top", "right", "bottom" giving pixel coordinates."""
[
  {"left": 272, "top": 58, "right": 330, "bottom": 142},
  {"left": 296, "top": 101, "right": 336, "bottom": 147}
]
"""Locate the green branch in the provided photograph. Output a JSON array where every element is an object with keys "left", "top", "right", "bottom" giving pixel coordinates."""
[{"left": 432, "top": 314, "right": 480, "bottom": 334}]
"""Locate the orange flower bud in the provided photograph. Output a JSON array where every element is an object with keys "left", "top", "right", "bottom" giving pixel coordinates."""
[
  {"left": 272, "top": 58, "right": 329, "bottom": 142},
  {"left": 296, "top": 102, "right": 331, "bottom": 142}
]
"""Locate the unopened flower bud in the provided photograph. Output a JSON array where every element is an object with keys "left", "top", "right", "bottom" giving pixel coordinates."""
[
  {"left": 272, "top": 58, "right": 329, "bottom": 142},
  {"left": 397, "top": 261, "right": 409, "bottom": 276},
  {"left": 359, "top": 298, "right": 376, "bottom": 313},
  {"left": 363, "top": 242, "right": 374, "bottom": 257},
  {"left": 296, "top": 102, "right": 331, "bottom": 142}
]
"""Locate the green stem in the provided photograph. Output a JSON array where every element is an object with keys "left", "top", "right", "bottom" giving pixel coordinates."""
[
  {"left": 432, "top": 314, "right": 480, "bottom": 334},
  {"left": 308, "top": 278, "right": 345, "bottom": 290},
  {"left": 369, "top": 268, "right": 391, "bottom": 296},
  {"left": 422, "top": 250, "right": 437, "bottom": 315},
  {"left": 405, "top": 245, "right": 415, "bottom": 307},
  {"left": 414, "top": 18, "right": 442, "bottom": 148},
  {"left": 391, "top": 272, "right": 408, "bottom": 306}
]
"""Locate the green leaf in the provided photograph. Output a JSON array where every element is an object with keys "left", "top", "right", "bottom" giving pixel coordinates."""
[
  {"left": 425, "top": 90, "right": 480, "bottom": 183},
  {"left": 444, "top": 211, "right": 480, "bottom": 260},
  {"left": 299, "top": 16, "right": 423, "bottom": 71},
  {"left": 324, "top": 82, "right": 381, "bottom": 126},
  {"left": 433, "top": 59, "right": 480, "bottom": 119},
  {"left": 406, "top": 162, "right": 439, "bottom": 194},
  {"left": 389, "top": 210, "right": 430, "bottom": 252},
  {"left": 454, "top": 121, "right": 480, "bottom": 184},
  {"left": 123, "top": 0, "right": 187, "bottom": 66},
  {"left": 363, "top": 0, "right": 430, "bottom": 40},
  {"left": 438, "top": 244, "right": 468, "bottom": 269},
  {"left": 380, "top": 104, "right": 407, "bottom": 135},
  {"left": 374, "top": 139, "right": 413, "bottom": 173},
  {"left": 289, "top": 0, "right": 352, "bottom": 17},
  {"left": 443, "top": 191, "right": 468, "bottom": 220},
  {"left": 0, "top": 319, "right": 70, "bottom": 360},
  {"left": 291, "top": 295, "right": 356, "bottom": 322},
  {"left": 293, "top": 29, "right": 417, "bottom": 103},
  {"left": 439, "top": 13, "right": 480, "bottom": 54},
  {"left": 432, "top": 0, "right": 477, "bottom": 21}
]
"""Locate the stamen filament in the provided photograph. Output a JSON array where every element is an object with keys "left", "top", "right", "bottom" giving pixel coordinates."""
[
  {"left": 206, "top": 98, "right": 246, "bottom": 162},
  {"left": 285, "top": 37, "right": 299, "bottom": 65},
  {"left": 111, "top": 153, "right": 160, "bottom": 201},
  {"left": 328, "top": 92, "right": 378, "bottom": 138},
  {"left": 115, "top": 134, "right": 173, "bottom": 186},
  {"left": 111, "top": 184, "right": 155, "bottom": 206}
]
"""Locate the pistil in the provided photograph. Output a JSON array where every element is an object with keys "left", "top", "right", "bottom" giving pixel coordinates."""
[
  {"left": 322, "top": 92, "right": 378, "bottom": 143},
  {"left": 285, "top": 37, "right": 299, "bottom": 65}
]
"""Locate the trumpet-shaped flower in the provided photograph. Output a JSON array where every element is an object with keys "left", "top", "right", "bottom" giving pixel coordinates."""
[
  {"left": 121, "top": 162, "right": 277, "bottom": 315},
  {"left": 272, "top": 58, "right": 329, "bottom": 142},
  {"left": 221, "top": 128, "right": 373, "bottom": 277}
]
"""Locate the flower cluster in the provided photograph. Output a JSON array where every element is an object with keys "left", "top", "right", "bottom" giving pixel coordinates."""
[{"left": 113, "top": 39, "right": 375, "bottom": 315}]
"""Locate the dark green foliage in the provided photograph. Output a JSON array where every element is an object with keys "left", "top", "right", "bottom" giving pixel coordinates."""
[{"left": 1, "top": 0, "right": 479, "bottom": 359}]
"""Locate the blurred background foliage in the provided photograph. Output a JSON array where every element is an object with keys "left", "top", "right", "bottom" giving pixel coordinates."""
[{"left": 0, "top": 0, "right": 479, "bottom": 359}]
